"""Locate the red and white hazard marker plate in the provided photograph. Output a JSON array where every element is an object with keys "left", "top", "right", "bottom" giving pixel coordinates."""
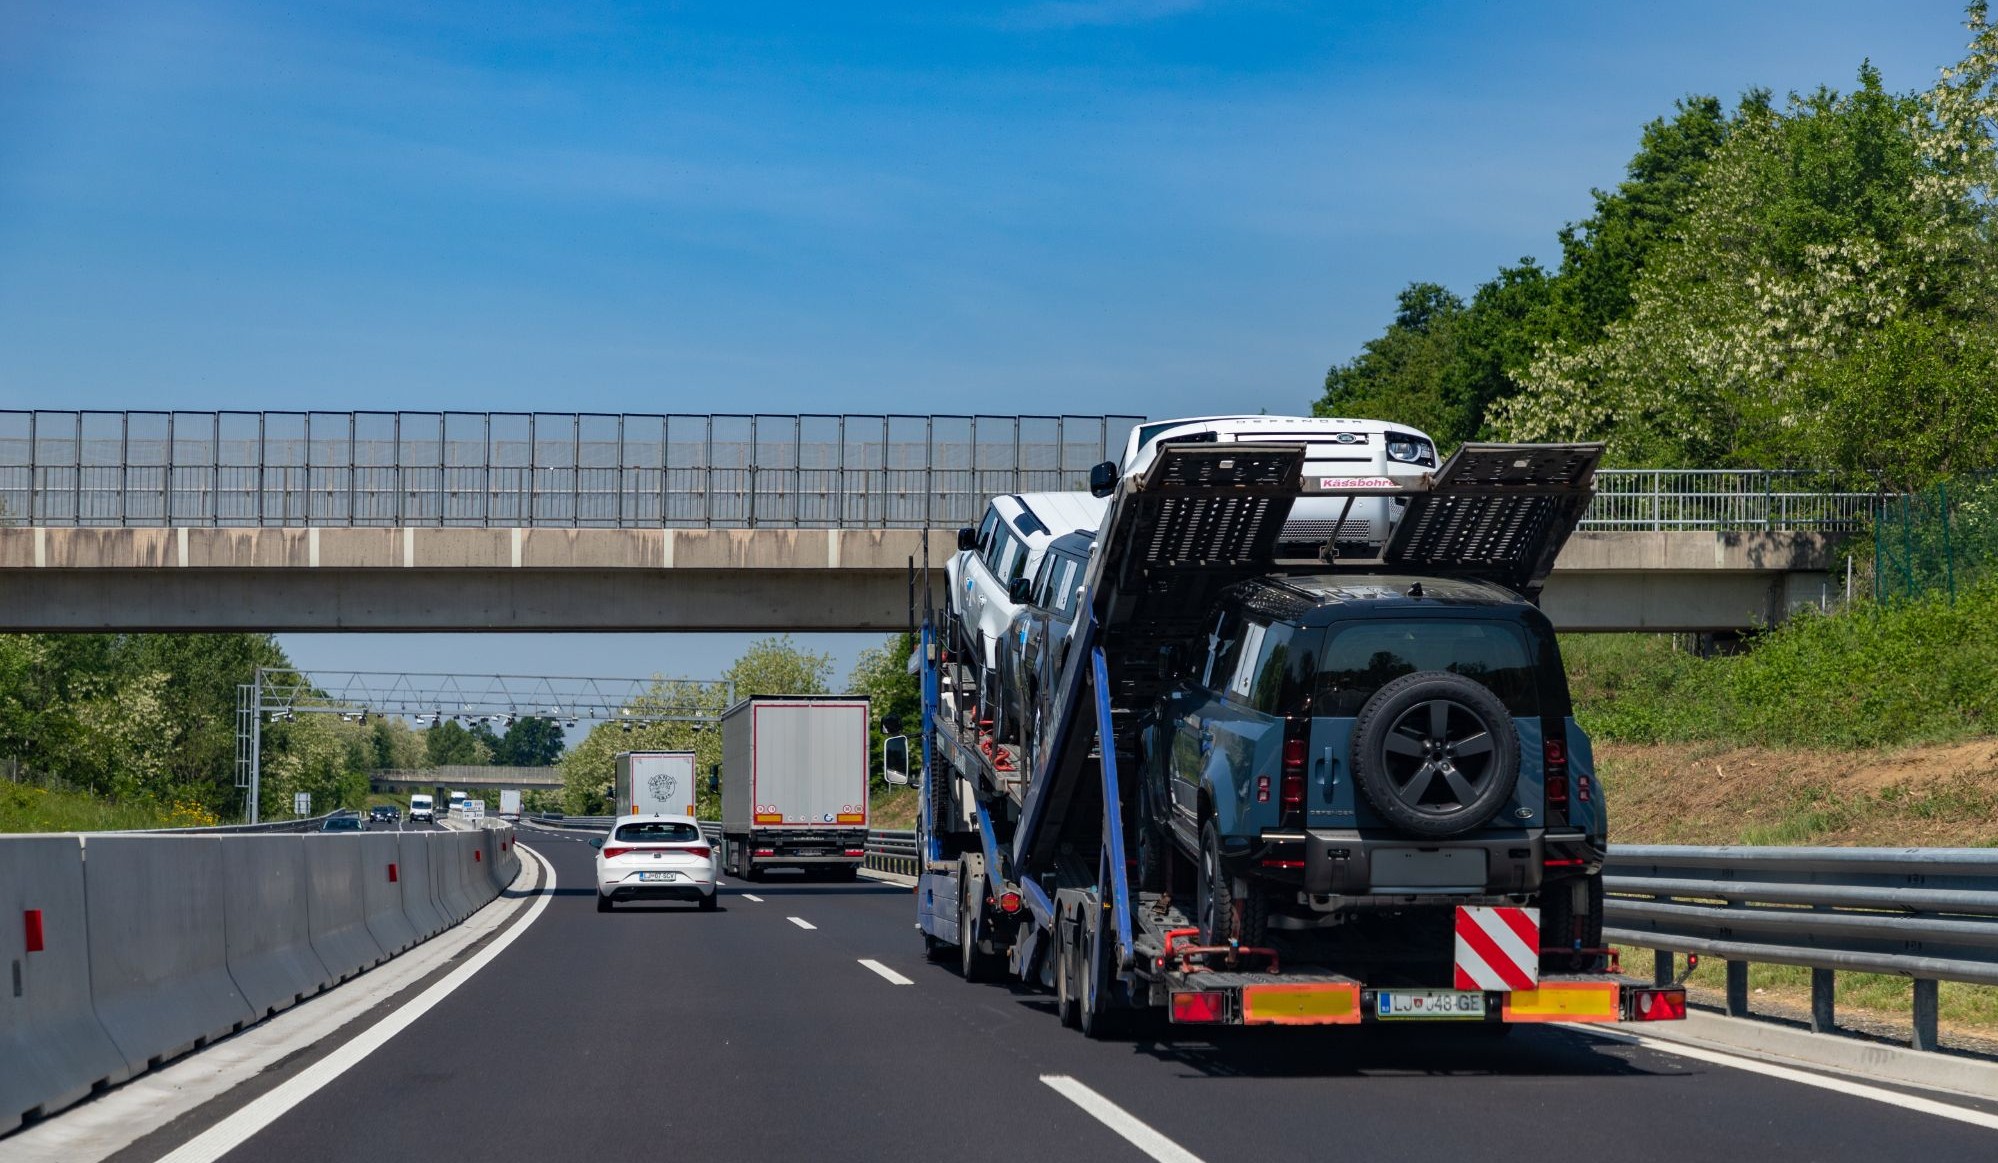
[{"left": 1453, "top": 906, "right": 1540, "bottom": 992}]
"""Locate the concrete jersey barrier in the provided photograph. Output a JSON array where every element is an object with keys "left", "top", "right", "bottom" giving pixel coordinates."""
[
  {"left": 358, "top": 832, "right": 420, "bottom": 958},
  {"left": 220, "top": 835, "right": 333, "bottom": 1018},
  {"left": 302, "top": 836, "right": 386, "bottom": 980},
  {"left": 0, "top": 835, "right": 130, "bottom": 1135},
  {"left": 395, "top": 831, "right": 448, "bottom": 938},
  {"left": 81, "top": 836, "right": 258, "bottom": 1075}
]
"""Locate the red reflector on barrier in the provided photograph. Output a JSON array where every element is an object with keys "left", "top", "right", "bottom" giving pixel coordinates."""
[
  {"left": 388, "top": 863, "right": 399, "bottom": 882},
  {"left": 24, "top": 909, "right": 44, "bottom": 953},
  {"left": 1631, "top": 988, "right": 1687, "bottom": 1021},
  {"left": 1171, "top": 991, "right": 1227, "bottom": 1023},
  {"left": 474, "top": 851, "right": 482, "bottom": 862}
]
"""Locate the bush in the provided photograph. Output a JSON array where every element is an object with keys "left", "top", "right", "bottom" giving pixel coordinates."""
[{"left": 1565, "top": 580, "right": 1998, "bottom": 748}]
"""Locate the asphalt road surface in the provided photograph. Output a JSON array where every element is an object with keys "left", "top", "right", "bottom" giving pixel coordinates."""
[{"left": 164, "top": 827, "right": 1998, "bottom": 1161}]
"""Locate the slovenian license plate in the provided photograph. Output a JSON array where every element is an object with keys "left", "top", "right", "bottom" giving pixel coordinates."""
[
  {"left": 1377, "top": 990, "right": 1486, "bottom": 1019},
  {"left": 637, "top": 872, "right": 675, "bottom": 883}
]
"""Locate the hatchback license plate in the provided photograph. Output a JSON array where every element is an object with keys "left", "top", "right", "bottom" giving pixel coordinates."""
[
  {"left": 637, "top": 872, "right": 676, "bottom": 883},
  {"left": 1377, "top": 990, "right": 1486, "bottom": 1019}
]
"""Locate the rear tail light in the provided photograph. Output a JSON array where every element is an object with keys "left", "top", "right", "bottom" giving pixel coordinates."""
[
  {"left": 1280, "top": 731, "right": 1307, "bottom": 816},
  {"left": 997, "top": 890, "right": 1022, "bottom": 914},
  {"left": 1629, "top": 987, "right": 1687, "bottom": 1021},
  {"left": 1545, "top": 773, "right": 1569, "bottom": 806},
  {"left": 1171, "top": 991, "right": 1227, "bottom": 1023},
  {"left": 843, "top": 848, "right": 867, "bottom": 857},
  {"left": 681, "top": 844, "right": 712, "bottom": 860},
  {"left": 754, "top": 848, "right": 776, "bottom": 857},
  {"left": 602, "top": 846, "right": 633, "bottom": 859}
]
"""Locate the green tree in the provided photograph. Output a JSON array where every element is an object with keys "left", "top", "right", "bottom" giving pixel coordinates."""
[
  {"left": 425, "top": 719, "right": 491, "bottom": 766},
  {"left": 1317, "top": 282, "right": 1467, "bottom": 443},
  {"left": 495, "top": 716, "right": 567, "bottom": 766},
  {"left": 848, "top": 632, "right": 920, "bottom": 786},
  {"left": 369, "top": 717, "right": 429, "bottom": 770},
  {"left": 724, "top": 635, "right": 833, "bottom": 697},
  {"left": 1494, "top": 10, "right": 1998, "bottom": 483}
]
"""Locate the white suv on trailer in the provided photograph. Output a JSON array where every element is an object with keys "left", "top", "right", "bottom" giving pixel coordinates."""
[{"left": 1119, "top": 415, "right": 1439, "bottom": 556}]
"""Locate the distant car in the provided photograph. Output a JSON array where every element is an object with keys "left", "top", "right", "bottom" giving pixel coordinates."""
[
  {"left": 368, "top": 805, "right": 400, "bottom": 823},
  {"left": 319, "top": 815, "right": 364, "bottom": 833},
  {"left": 593, "top": 815, "right": 717, "bottom": 912}
]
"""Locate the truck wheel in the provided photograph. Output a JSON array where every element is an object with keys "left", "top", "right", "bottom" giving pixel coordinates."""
[
  {"left": 1539, "top": 872, "right": 1605, "bottom": 973},
  {"left": 958, "top": 867, "right": 1001, "bottom": 982},
  {"left": 1055, "top": 918, "right": 1080, "bottom": 1028},
  {"left": 1351, "top": 671, "right": 1520, "bottom": 838},
  {"left": 1196, "top": 820, "right": 1267, "bottom": 947},
  {"left": 1078, "top": 900, "right": 1125, "bottom": 1040}
]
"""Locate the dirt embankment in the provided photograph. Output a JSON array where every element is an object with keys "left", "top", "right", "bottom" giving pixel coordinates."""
[{"left": 1598, "top": 739, "right": 1998, "bottom": 847}]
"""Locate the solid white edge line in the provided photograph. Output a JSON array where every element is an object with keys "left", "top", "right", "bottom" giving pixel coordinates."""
[
  {"left": 157, "top": 845, "right": 559, "bottom": 1163},
  {"left": 742, "top": 893, "right": 763, "bottom": 902},
  {"left": 788, "top": 916, "right": 817, "bottom": 930},
  {"left": 857, "top": 958, "right": 913, "bottom": 985},
  {"left": 1039, "top": 1075, "right": 1206, "bottom": 1163},
  {"left": 1573, "top": 1025, "right": 1998, "bottom": 1131}
]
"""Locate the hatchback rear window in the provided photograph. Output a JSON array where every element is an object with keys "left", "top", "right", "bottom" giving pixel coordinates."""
[
  {"left": 613, "top": 822, "right": 702, "bottom": 843},
  {"left": 1313, "top": 619, "right": 1541, "bottom": 716}
]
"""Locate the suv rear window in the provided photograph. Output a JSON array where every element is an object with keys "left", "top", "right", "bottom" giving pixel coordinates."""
[
  {"left": 1312, "top": 619, "right": 1541, "bottom": 716},
  {"left": 613, "top": 821, "right": 702, "bottom": 843}
]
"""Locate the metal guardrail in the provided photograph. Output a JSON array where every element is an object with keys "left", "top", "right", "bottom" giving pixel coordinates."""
[
  {"left": 0, "top": 411, "right": 1142, "bottom": 530},
  {"left": 1605, "top": 845, "right": 1998, "bottom": 1051},
  {"left": 125, "top": 813, "right": 338, "bottom": 834},
  {"left": 1578, "top": 469, "right": 1875, "bottom": 533},
  {"left": 1, "top": 411, "right": 1883, "bottom": 533}
]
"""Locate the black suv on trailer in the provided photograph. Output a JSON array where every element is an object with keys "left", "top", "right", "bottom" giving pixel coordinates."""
[{"left": 1137, "top": 570, "right": 1606, "bottom": 975}]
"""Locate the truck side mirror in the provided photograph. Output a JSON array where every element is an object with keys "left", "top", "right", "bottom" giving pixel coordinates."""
[
  {"left": 882, "top": 735, "right": 911, "bottom": 786},
  {"left": 1088, "top": 461, "right": 1119, "bottom": 498},
  {"left": 1007, "top": 577, "right": 1031, "bottom": 604},
  {"left": 957, "top": 526, "right": 978, "bottom": 552}
]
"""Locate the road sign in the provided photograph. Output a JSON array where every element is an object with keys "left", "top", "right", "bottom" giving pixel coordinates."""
[{"left": 294, "top": 792, "right": 312, "bottom": 816}]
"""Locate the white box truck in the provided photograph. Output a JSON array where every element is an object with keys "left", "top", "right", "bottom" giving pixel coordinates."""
[
  {"left": 614, "top": 751, "right": 698, "bottom": 818},
  {"left": 498, "top": 789, "right": 522, "bottom": 822},
  {"left": 719, "top": 696, "right": 870, "bottom": 881}
]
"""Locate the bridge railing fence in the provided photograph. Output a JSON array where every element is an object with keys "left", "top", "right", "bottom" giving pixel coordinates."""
[
  {"left": 6, "top": 411, "right": 1904, "bottom": 534},
  {"left": 0, "top": 411, "right": 1145, "bottom": 531}
]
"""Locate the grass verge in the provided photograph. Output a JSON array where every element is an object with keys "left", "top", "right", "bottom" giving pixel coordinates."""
[{"left": 0, "top": 781, "right": 221, "bottom": 832}]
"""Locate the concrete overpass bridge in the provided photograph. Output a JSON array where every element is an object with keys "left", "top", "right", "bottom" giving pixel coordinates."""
[{"left": 0, "top": 411, "right": 1872, "bottom": 632}]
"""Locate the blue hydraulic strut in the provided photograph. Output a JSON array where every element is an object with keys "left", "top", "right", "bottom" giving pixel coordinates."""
[{"left": 1091, "top": 647, "right": 1134, "bottom": 972}]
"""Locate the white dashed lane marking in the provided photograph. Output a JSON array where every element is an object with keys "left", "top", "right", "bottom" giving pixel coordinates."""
[
  {"left": 787, "top": 916, "right": 816, "bottom": 930},
  {"left": 858, "top": 959, "right": 912, "bottom": 985},
  {"left": 742, "top": 894, "right": 764, "bottom": 902}
]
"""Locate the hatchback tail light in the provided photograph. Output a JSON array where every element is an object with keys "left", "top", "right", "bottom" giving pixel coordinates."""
[{"left": 602, "top": 846, "right": 632, "bottom": 859}]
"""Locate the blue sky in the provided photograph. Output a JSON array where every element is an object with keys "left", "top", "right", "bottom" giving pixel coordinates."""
[{"left": 0, "top": 0, "right": 1975, "bottom": 691}]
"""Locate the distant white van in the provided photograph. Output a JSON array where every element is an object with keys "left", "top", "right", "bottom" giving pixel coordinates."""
[
  {"left": 1119, "top": 415, "right": 1439, "bottom": 554},
  {"left": 408, "top": 793, "right": 436, "bottom": 823}
]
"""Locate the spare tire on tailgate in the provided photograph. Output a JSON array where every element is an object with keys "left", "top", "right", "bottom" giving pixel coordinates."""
[{"left": 1351, "top": 670, "right": 1520, "bottom": 838}]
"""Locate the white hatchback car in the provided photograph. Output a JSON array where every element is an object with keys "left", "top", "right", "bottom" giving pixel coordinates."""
[
  {"left": 1119, "top": 415, "right": 1439, "bottom": 555},
  {"left": 593, "top": 814, "right": 718, "bottom": 912}
]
